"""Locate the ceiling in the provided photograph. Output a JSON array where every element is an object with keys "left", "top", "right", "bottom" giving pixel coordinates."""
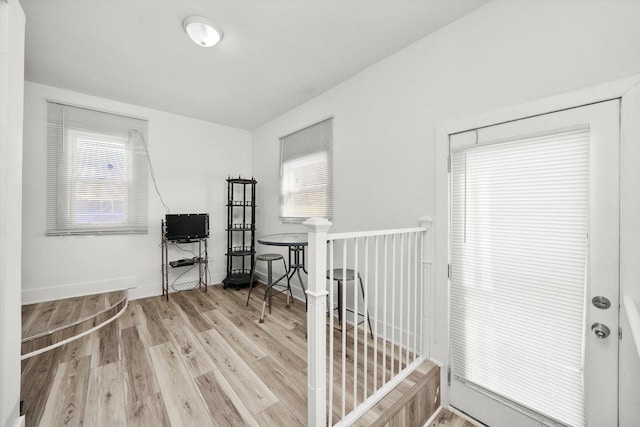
[{"left": 20, "top": 0, "right": 488, "bottom": 130}]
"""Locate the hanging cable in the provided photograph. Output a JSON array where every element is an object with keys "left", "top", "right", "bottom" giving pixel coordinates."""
[{"left": 130, "top": 129, "right": 170, "bottom": 214}]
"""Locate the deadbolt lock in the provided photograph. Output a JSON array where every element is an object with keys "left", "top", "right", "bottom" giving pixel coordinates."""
[
  {"left": 592, "top": 296, "right": 611, "bottom": 310},
  {"left": 591, "top": 322, "right": 611, "bottom": 339}
]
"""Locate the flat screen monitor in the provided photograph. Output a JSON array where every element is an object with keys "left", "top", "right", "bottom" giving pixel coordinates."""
[{"left": 165, "top": 213, "right": 209, "bottom": 241}]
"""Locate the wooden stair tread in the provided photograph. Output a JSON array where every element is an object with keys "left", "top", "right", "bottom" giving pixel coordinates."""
[{"left": 353, "top": 360, "right": 441, "bottom": 427}]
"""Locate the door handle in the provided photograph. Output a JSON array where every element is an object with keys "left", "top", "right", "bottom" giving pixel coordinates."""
[{"left": 591, "top": 322, "right": 611, "bottom": 339}]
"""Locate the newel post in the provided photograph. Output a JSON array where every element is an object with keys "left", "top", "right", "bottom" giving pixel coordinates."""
[
  {"left": 418, "top": 216, "right": 433, "bottom": 357},
  {"left": 304, "top": 217, "right": 332, "bottom": 427}
]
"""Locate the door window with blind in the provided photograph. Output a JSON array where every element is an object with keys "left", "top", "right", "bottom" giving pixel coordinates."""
[
  {"left": 448, "top": 100, "right": 620, "bottom": 427},
  {"left": 451, "top": 128, "right": 590, "bottom": 425},
  {"left": 279, "top": 117, "right": 333, "bottom": 223},
  {"left": 46, "top": 101, "right": 149, "bottom": 235}
]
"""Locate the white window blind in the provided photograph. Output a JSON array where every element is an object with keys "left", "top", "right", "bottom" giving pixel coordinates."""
[
  {"left": 279, "top": 117, "right": 333, "bottom": 223},
  {"left": 46, "top": 101, "right": 149, "bottom": 235},
  {"left": 450, "top": 128, "right": 589, "bottom": 427}
]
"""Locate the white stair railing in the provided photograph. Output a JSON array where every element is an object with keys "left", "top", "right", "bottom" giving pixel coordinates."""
[{"left": 304, "top": 217, "right": 432, "bottom": 427}]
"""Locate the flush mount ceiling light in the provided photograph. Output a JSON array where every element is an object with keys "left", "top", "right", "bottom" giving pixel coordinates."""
[{"left": 182, "top": 16, "right": 223, "bottom": 47}]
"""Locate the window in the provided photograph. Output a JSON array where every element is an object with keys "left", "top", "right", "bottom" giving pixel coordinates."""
[
  {"left": 279, "top": 117, "right": 333, "bottom": 223},
  {"left": 46, "top": 101, "right": 149, "bottom": 235},
  {"left": 450, "top": 128, "right": 590, "bottom": 426}
]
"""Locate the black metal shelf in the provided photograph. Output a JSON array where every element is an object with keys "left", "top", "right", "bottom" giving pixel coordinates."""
[
  {"left": 161, "top": 220, "right": 208, "bottom": 300},
  {"left": 224, "top": 271, "right": 253, "bottom": 286},
  {"left": 222, "top": 176, "right": 257, "bottom": 290}
]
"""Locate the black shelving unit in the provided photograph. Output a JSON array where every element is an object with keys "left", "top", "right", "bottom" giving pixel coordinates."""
[
  {"left": 222, "top": 176, "right": 257, "bottom": 289},
  {"left": 161, "top": 220, "right": 208, "bottom": 300}
]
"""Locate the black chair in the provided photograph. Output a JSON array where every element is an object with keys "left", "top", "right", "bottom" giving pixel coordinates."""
[
  {"left": 247, "top": 253, "right": 292, "bottom": 323},
  {"left": 327, "top": 268, "right": 373, "bottom": 338}
]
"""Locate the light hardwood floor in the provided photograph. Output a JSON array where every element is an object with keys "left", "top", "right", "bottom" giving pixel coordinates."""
[{"left": 21, "top": 284, "right": 438, "bottom": 426}]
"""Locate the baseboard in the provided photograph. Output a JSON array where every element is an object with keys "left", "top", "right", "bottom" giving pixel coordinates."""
[
  {"left": 21, "top": 271, "right": 232, "bottom": 303},
  {"left": 21, "top": 276, "right": 137, "bottom": 304},
  {"left": 128, "top": 283, "right": 161, "bottom": 300}
]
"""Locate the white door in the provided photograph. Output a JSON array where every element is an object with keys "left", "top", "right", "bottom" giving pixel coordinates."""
[{"left": 449, "top": 100, "right": 619, "bottom": 427}]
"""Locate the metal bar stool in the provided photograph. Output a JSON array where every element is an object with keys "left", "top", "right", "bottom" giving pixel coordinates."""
[
  {"left": 327, "top": 268, "right": 374, "bottom": 338},
  {"left": 247, "top": 253, "right": 292, "bottom": 323}
]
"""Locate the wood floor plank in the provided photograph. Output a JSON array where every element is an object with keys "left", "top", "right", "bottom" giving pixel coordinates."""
[
  {"left": 171, "top": 292, "right": 213, "bottom": 333},
  {"left": 203, "top": 309, "right": 267, "bottom": 363},
  {"left": 247, "top": 307, "right": 308, "bottom": 361},
  {"left": 91, "top": 320, "right": 119, "bottom": 368},
  {"left": 148, "top": 342, "right": 214, "bottom": 426},
  {"left": 200, "top": 287, "right": 244, "bottom": 317},
  {"left": 151, "top": 295, "right": 180, "bottom": 319},
  {"left": 197, "top": 328, "right": 279, "bottom": 414},
  {"left": 22, "top": 300, "right": 58, "bottom": 338},
  {"left": 38, "top": 355, "right": 91, "bottom": 427},
  {"left": 249, "top": 355, "right": 306, "bottom": 420},
  {"left": 162, "top": 315, "right": 215, "bottom": 378},
  {"left": 126, "top": 393, "right": 171, "bottom": 427},
  {"left": 254, "top": 401, "right": 307, "bottom": 427},
  {"left": 137, "top": 300, "right": 170, "bottom": 347},
  {"left": 226, "top": 312, "right": 307, "bottom": 372},
  {"left": 118, "top": 300, "right": 140, "bottom": 330},
  {"left": 182, "top": 288, "right": 216, "bottom": 313},
  {"left": 78, "top": 293, "right": 104, "bottom": 322},
  {"left": 120, "top": 325, "right": 160, "bottom": 405},
  {"left": 60, "top": 333, "right": 94, "bottom": 362},
  {"left": 46, "top": 298, "right": 74, "bottom": 332},
  {"left": 22, "top": 302, "right": 37, "bottom": 330},
  {"left": 85, "top": 362, "right": 127, "bottom": 427},
  {"left": 20, "top": 346, "right": 63, "bottom": 427},
  {"left": 194, "top": 371, "right": 260, "bottom": 427}
]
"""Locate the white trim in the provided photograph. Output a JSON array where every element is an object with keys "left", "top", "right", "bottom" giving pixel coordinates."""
[
  {"left": 21, "top": 276, "right": 136, "bottom": 304},
  {"left": 619, "top": 76, "right": 640, "bottom": 426},
  {"left": 442, "top": 74, "right": 640, "bottom": 136},
  {"left": 128, "top": 283, "right": 161, "bottom": 301},
  {"left": 448, "top": 406, "right": 485, "bottom": 427},
  {"left": 279, "top": 114, "right": 335, "bottom": 141},
  {"left": 423, "top": 406, "right": 444, "bottom": 427},
  {"left": 328, "top": 225, "right": 428, "bottom": 240},
  {"left": 45, "top": 97, "right": 149, "bottom": 122}
]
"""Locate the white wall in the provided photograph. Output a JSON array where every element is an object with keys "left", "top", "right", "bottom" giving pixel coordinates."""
[
  {"left": 252, "top": 0, "right": 640, "bottom": 424},
  {"left": 22, "top": 82, "right": 252, "bottom": 303},
  {"left": 253, "top": 0, "right": 640, "bottom": 292},
  {"left": 0, "top": 1, "right": 24, "bottom": 426},
  {"left": 254, "top": 0, "right": 640, "bottom": 234}
]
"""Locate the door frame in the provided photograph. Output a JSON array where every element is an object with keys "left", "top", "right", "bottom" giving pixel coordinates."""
[{"left": 433, "top": 74, "right": 640, "bottom": 425}]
